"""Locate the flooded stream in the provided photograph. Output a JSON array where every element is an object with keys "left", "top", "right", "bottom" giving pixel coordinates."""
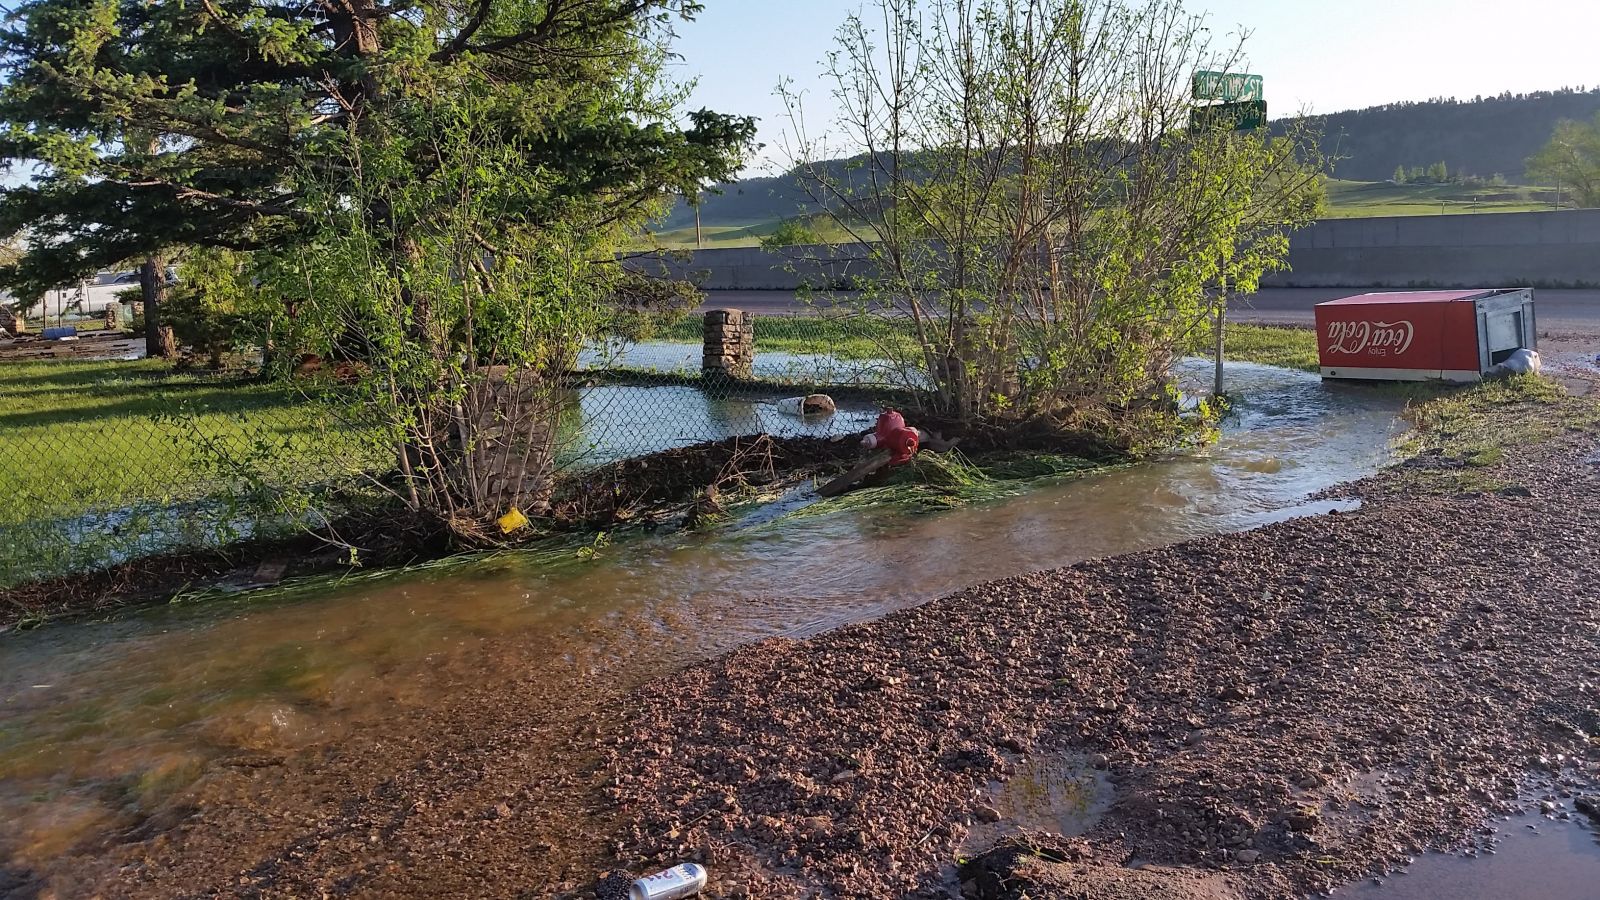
[{"left": 0, "top": 361, "right": 1409, "bottom": 891}]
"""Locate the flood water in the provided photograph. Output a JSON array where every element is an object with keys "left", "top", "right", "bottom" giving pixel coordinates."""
[
  {"left": 1350, "top": 811, "right": 1600, "bottom": 900},
  {"left": 1, "top": 361, "right": 1407, "bottom": 888}
]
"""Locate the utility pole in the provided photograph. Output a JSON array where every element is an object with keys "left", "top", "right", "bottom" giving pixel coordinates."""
[{"left": 695, "top": 200, "right": 703, "bottom": 249}]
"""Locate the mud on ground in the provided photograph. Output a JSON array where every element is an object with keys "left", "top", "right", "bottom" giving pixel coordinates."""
[{"left": 600, "top": 382, "right": 1600, "bottom": 899}]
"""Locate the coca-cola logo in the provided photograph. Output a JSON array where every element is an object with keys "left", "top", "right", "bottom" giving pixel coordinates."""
[{"left": 1325, "top": 319, "right": 1415, "bottom": 356}]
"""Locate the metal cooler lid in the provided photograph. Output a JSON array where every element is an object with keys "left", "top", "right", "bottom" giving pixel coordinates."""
[{"left": 1316, "top": 289, "right": 1502, "bottom": 307}]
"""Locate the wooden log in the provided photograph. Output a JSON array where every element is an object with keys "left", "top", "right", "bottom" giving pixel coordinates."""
[{"left": 818, "top": 451, "right": 893, "bottom": 498}]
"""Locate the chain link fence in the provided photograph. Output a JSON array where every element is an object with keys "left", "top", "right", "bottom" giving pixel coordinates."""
[{"left": 0, "top": 308, "right": 918, "bottom": 588}]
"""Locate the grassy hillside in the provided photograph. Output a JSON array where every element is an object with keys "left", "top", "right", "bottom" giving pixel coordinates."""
[
  {"left": 635, "top": 215, "right": 862, "bottom": 250},
  {"left": 1303, "top": 88, "right": 1600, "bottom": 183},
  {"left": 1322, "top": 178, "right": 1558, "bottom": 218},
  {"left": 641, "top": 88, "right": 1598, "bottom": 243},
  {"left": 634, "top": 177, "right": 1567, "bottom": 248}
]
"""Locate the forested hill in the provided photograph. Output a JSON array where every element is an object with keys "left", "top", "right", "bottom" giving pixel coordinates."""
[
  {"left": 658, "top": 87, "right": 1600, "bottom": 230},
  {"left": 1298, "top": 88, "right": 1600, "bottom": 182}
]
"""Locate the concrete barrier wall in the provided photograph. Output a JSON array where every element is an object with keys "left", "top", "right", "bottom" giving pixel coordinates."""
[
  {"left": 1264, "top": 209, "right": 1600, "bottom": 288},
  {"left": 623, "top": 209, "right": 1600, "bottom": 290}
]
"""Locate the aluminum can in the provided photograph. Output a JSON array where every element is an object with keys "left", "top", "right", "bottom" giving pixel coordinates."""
[{"left": 628, "top": 863, "right": 708, "bottom": 900}]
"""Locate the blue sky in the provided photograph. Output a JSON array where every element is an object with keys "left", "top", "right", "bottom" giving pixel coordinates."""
[{"left": 668, "top": 0, "right": 1600, "bottom": 172}]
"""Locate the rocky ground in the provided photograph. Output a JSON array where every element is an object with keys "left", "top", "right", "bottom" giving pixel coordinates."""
[{"left": 600, "top": 379, "right": 1600, "bottom": 899}]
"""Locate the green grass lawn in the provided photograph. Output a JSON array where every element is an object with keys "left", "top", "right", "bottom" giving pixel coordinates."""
[
  {"left": 632, "top": 216, "right": 866, "bottom": 250},
  {"left": 1320, "top": 178, "right": 1558, "bottom": 218},
  {"left": 1201, "top": 323, "right": 1320, "bottom": 371},
  {"left": 659, "top": 314, "right": 1318, "bottom": 371},
  {"left": 0, "top": 360, "right": 378, "bottom": 519},
  {"left": 0, "top": 359, "right": 390, "bottom": 586}
]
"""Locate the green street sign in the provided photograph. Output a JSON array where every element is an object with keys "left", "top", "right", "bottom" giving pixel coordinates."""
[
  {"left": 1190, "top": 99, "right": 1267, "bottom": 132},
  {"left": 1192, "top": 71, "right": 1263, "bottom": 102}
]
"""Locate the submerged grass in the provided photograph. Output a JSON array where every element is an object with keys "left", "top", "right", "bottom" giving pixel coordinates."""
[{"left": 784, "top": 449, "right": 1110, "bottom": 520}]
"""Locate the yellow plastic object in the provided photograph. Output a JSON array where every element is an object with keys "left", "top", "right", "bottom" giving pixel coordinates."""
[{"left": 496, "top": 507, "right": 529, "bottom": 535}]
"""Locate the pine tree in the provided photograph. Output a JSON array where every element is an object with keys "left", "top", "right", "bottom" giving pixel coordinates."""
[{"left": 0, "top": 1, "right": 754, "bottom": 355}]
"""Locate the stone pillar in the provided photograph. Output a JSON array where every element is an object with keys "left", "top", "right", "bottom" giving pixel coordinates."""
[
  {"left": 103, "top": 301, "right": 122, "bottom": 331},
  {"left": 702, "top": 308, "right": 754, "bottom": 381},
  {"left": 129, "top": 301, "right": 145, "bottom": 333},
  {"left": 0, "top": 306, "right": 24, "bottom": 337}
]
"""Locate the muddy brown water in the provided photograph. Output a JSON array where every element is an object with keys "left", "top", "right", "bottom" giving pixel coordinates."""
[{"left": 3, "top": 361, "right": 1428, "bottom": 892}]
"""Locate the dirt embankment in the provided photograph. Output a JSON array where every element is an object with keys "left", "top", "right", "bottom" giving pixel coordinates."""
[{"left": 599, "top": 389, "right": 1600, "bottom": 898}]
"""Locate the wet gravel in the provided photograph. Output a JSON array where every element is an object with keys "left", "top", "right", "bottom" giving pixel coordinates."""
[{"left": 602, "top": 413, "right": 1600, "bottom": 898}]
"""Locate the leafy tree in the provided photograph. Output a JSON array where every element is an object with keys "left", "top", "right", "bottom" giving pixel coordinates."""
[
  {"left": 1528, "top": 113, "right": 1600, "bottom": 207},
  {"left": 0, "top": 1, "right": 752, "bottom": 354},
  {"left": 1393, "top": 165, "right": 1408, "bottom": 185},
  {"left": 0, "top": 1, "right": 754, "bottom": 537},
  {"left": 162, "top": 248, "right": 283, "bottom": 368},
  {"left": 760, "top": 217, "right": 822, "bottom": 251},
  {"left": 1427, "top": 161, "right": 1449, "bottom": 182},
  {"left": 781, "top": 0, "right": 1323, "bottom": 431}
]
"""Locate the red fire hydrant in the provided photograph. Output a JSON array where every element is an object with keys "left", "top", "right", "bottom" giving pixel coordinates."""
[{"left": 861, "top": 410, "right": 921, "bottom": 465}]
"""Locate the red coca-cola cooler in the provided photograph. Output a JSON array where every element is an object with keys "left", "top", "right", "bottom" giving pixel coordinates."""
[{"left": 1314, "top": 288, "right": 1537, "bottom": 382}]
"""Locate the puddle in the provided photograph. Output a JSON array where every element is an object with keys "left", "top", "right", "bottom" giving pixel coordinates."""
[
  {"left": 964, "top": 754, "right": 1115, "bottom": 853},
  {"left": 580, "top": 341, "right": 904, "bottom": 387},
  {"left": 0, "top": 359, "right": 1406, "bottom": 882},
  {"left": 1349, "top": 810, "right": 1600, "bottom": 900},
  {"left": 562, "top": 384, "right": 876, "bottom": 466}
]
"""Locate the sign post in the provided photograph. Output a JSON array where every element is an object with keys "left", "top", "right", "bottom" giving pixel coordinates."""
[{"left": 1190, "top": 72, "right": 1266, "bottom": 395}]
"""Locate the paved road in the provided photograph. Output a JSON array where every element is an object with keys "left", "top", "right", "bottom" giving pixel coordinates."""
[{"left": 698, "top": 288, "right": 1600, "bottom": 332}]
